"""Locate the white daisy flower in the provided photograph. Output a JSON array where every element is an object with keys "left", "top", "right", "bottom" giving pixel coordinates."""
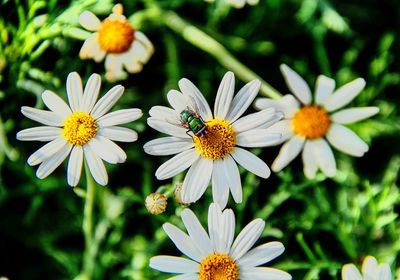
[
  {"left": 254, "top": 64, "right": 379, "bottom": 179},
  {"left": 17, "top": 72, "right": 142, "bottom": 187},
  {"left": 342, "top": 256, "right": 392, "bottom": 280},
  {"left": 144, "top": 71, "right": 283, "bottom": 208},
  {"left": 150, "top": 202, "right": 292, "bottom": 280},
  {"left": 78, "top": 4, "right": 154, "bottom": 81},
  {"left": 205, "top": 0, "right": 259, "bottom": 9}
]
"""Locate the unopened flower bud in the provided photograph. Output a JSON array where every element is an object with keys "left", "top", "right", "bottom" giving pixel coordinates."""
[{"left": 145, "top": 193, "right": 167, "bottom": 215}]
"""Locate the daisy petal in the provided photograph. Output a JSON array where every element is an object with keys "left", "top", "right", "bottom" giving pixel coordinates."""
[
  {"left": 240, "top": 267, "right": 292, "bottom": 280},
  {"left": 167, "top": 89, "right": 187, "bottom": 112},
  {"left": 91, "top": 85, "right": 124, "bottom": 119},
  {"left": 271, "top": 135, "right": 305, "bottom": 172},
  {"left": 302, "top": 140, "right": 318, "bottom": 179},
  {"left": 231, "top": 147, "right": 271, "bottom": 178},
  {"left": 79, "top": 11, "right": 101, "bottom": 31},
  {"left": 208, "top": 203, "right": 223, "bottom": 252},
  {"left": 88, "top": 136, "right": 126, "bottom": 164},
  {"left": 326, "top": 124, "right": 368, "bottom": 157},
  {"left": 362, "top": 256, "right": 378, "bottom": 279},
  {"left": 149, "top": 106, "right": 177, "bottom": 119},
  {"left": 155, "top": 149, "right": 199, "bottom": 180},
  {"left": 147, "top": 118, "right": 190, "bottom": 139},
  {"left": 81, "top": 73, "right": 101, "bottom": 112},
  {"left": 66, "top": 72, "right": 83, "bottom": 112},
  {"left": 167, "top": 274, "right": 198, "bottom": 280},
  {"left": 135, "top": 31, "right": 154, "bottom": 55},
  {"left": 322, "top": 78, "right": 366, "bottom": 112},
  {"left": 212, "top": 160, "right": 230, "bottom": 209},
  {"left": 226, "top": 79, "right": 261, "bottom": 122},
  {"left": 236, "top": 129, "right": 282, "bottom": 147},
  {"left": 105, "top": 54, "right": 125, "bottom": 81},
  {"left": 230, "top": 218, "right": 265, "bottom": 260},
  {"left": 144, "top": 137, "right": 194, "bottom": 156},
  {"left": 178, "top": 78, "right": 212, "bottom": 120},
  {"left": 377, "top": 264, "right": 392, "bottom": 280},
  {"left": 181, "top": 208, "right": 212, "bottom": 257},
  {"left": 83, "top": 145, "right": 108, "bottom": 186},
  {"left": 263, "top": 120, "right": 293, "bottom": 144},
  {"left": 162, "top": 223, "right": 203, "bottom": 262},
  {"left": 27, "top": 137, "right": 67, "bottom": 166},
  {"left": 238, "top": 241, "right": 285, "bottom": 267},
  {"left": 254, "top": 95, "right": 300, "bottom": 119},
  {"left": 97, "top": 108, "right": 143, "bottom": 127},
  {"left": 98, "top": 126, "right": 138, "bottom": 142},
  {"left": 315, "top": 75, "right": 335, "bottom": 105},
  {"left": 330, "top": 107, "right": 379, "bottom": 124},
  {"left": 233, "top": 108, "right": 278, "bottom": 132},
  {"left": 21, "top": 107, "right": 62, "bottom": 126},
  {"left": 220, "top": 208, "right": 235, "bottom": 254},
  {"left": 41, "top": 90, "right": 72, "bottom": 118},
  {"left": 311, "top": 139, "right": 336, "bottom": 177},
  {"left": 149, "top": 256, "right": 199, "bottom": 274},
  {"left": 16, "top": 127, "right": 62, "bottom": 142},
  {"left": 214, "top": 71, "right": 235, "bottom": 119},
  {"left": 67, "top": 146, "right": 83, "bottom": 187},
  {"left": 36, "top": 144, "right": 72, "bottom": 179},
  {"left": 182, "top": 158, "right": 213, "bottom": 203},
  {"left": 342, "top": 264, "right": 363, "bottom": 280},
  {"left": 280, "top": 64, "right": 312, "bottom": 105},
  {"left": 224, "top": 156, "right": 242, "bottom": 203}
]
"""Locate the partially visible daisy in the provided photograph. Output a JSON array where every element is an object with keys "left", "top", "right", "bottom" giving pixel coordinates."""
[
  {"left": 150, "top": 202, "right": 292, "bottom": 280},
  {"left": 17, "top": 72, "right": 142, "bottom": 186},
  {"left": 342, "top": 256, "right": 392, "bottom": 280},
  {"left": 78, "top": 4, "right": 154, "bottom": 81},
  {"left": 254, "top": 64, "right": 379, "bottom": 179},
  {"left": 144, "top": 71, "right": 282, "bottom": 208},
  {"left": 205, "top": 0, "right": 259, "bottom": 9}
]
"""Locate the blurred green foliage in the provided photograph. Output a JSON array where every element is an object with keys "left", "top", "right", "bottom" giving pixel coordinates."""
[{"left": 0, "top": 0, "right": 399, "bottom": 279}]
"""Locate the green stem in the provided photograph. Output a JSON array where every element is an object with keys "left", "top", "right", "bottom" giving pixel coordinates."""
[{"left": 82, "top": 163, "right": 96, "bottom": 279}]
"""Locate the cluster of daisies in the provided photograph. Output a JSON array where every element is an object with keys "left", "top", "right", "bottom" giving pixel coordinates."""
[{"left": 15, "top": 3, "right": 394, "bottom": 280}]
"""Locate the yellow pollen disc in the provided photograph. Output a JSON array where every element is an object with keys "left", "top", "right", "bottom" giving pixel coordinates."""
[
  {"left": 199, "top": 253, "right": 239, "bottom": 280},
  {"left": 291, "top": 105, "right": 331, "bottom": 139},
  {"left": 98, "top": 18, "right": 135, "bottom": 53},
  {"left": 193, "top": 119, "right": 236, "bottom": 160},
  {"left": 63, "top": 112, "right": 97, "bottom": 146}
]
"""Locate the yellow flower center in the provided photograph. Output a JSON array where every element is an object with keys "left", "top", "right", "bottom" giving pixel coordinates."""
[
  {"left": 199, "top": 253, "right": 239, "bottom": 280},
  {"left": 291, "top": 105, "right": 331, "bottom": 139},
  {"left": 63, "top": 112, "right": 97, "bottom": 146},
  {"left": 98, "top": 18, "right": 135, "bottom": 53},
  {"left": 193, "top": 119, "right": 236, "bottom": 160}
]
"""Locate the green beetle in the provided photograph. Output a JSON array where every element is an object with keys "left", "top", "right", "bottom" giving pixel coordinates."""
[{"left": 180, "top": 109, "right": 207, "bottom": 137}]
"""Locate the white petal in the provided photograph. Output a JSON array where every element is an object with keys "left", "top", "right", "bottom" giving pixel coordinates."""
[
  {"left": 27, "top": 137, "right": 67, "bottom": 166},
  {"left": 144, "top": 137, "right": 194, "bottom": 156},
  {"left": 79, "top": 11, "right": 100, "bottom": 31},
  {"left": 271, "top": 136, "right": 305, "bottom": 172},
  {"left": 88, "top": 136, "right": 126, "bottom": 164},
  {"left": 236, "top": 129, "right": 282, "bottom": 147},
  {"left": 67, "top": 146, "right": 83, "bottom": 187},
  {"left": 167, "top": 89, "right": 187, "bottom": 112},
  {"left": 17, "top": 127, "right": 61, "bottom": 142},
  {"left": 302, "top": 140, "right": 318, "bottom": 179},
  {"left": 149, "top": 256, "right": 199, "bottom": 274},
  {"left": 322, "top": 78, "right": 366, "bottom": 112},
  {"left": 83, "top": 145, "right": 108, "bottom": 186},
  {"left": 167, "top": 274, "right": 198, "bottom": 280},
  {"left": 207, "top": 203, "right": 223, "bottom": 252},
  {"left": 97, "top": 108, "right": 142, "bottom": 127},
  {"left": 212, "top": 160, "right": 230, "bottom": 209},
  {"left": 181, "top": 208, "right": 212, "bottom": 257},
  {"left": 263, "top": 120, "right": 294, "bottom": 145},
  {"left": 226, "top": 79, "right": 261, "bottom": 122},
  {"left": 220, "top": 208, "right": 235, "bottom": 254},
  {"left": 79, "top": 34, "right": 99, "bottom": 60},
  {"left": 232, "top": 108, "right": 278, "bottom": 132},
  {"left": 214, "top": 71, "right": 235, "bottom": 119},
  {"left": 178, "top": 78, "right": 212, "bottom": 120},
  {"left": 21, "top": 107, "right": 62, "bottom": 126},
  {"left": 377, "top": 264, "right": 392, "bottom": 280},
  {"left": 66, "top": 72, "right": 83, "bottom": 112},
  {"left": 162, "top": 223, "right": 203, "bottom": 262},
  {"left": 231, "top": 147, "right": 271, "bottom": 178},
  {"left": 135, "top": 31, "right": 154, "bottom": 56},
  {"left": 81, "top": 73, "right": 101, "bottom": 112},
  {"left": 155, "top": 149, "right": 199, "bottom": 180},
  {"left": 230, "top": 218, "right": 265, "bottom": 260},
  {"left": 254, "top": 94, "right": 300, "bottom": 119},
  {"left": 362, "top": 256, "right": 378, "bottom": 279},
  {"left": 147, "top": 117, "right": 190, "bottom": 138},
  {"left": 311, "top": 139, "right": 336, "bottom": 177},
  {"left": 326, "top": 124, "right": 368, "bottom": 157},
  {"left": 224, "top": 156, "right": 242, "bottom": 203},
  {"left": 342, "top": 264, "right": 362, "bottom": 280},
  {"left": 238, "top": 241, "right": 285, "bottom": 267},
  {"left": 36, "top": 144, "right": 72, "bottom": 179},
  {"left": 280, "top": 64, "right": 312, "bottom": 105},
  {"left": 182, "top": 158, "right": 213, "bottom": 203},
  {"left": 330, "top": 107, "right": 379, "bottom": 124},
  {"left": 314, "top": 75, "right": 335, "bottom": 105},
  {"left": 97, "top": 126, "right": 138, "bottom": 142},
  {"left": 240, "top": 267, "right": 292, "bottom": 280},
  {"left": 41, "top": 90, "right": 72, "bottom": 119},
  {"left": 105, "top": 54, "right": 125, "bottom": 81},
  {"left": 91, "top": 85, "right": 124, "bottom": 119},
  {"left": 149, "top": 105, "right": 177, "bottom": 119}
]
